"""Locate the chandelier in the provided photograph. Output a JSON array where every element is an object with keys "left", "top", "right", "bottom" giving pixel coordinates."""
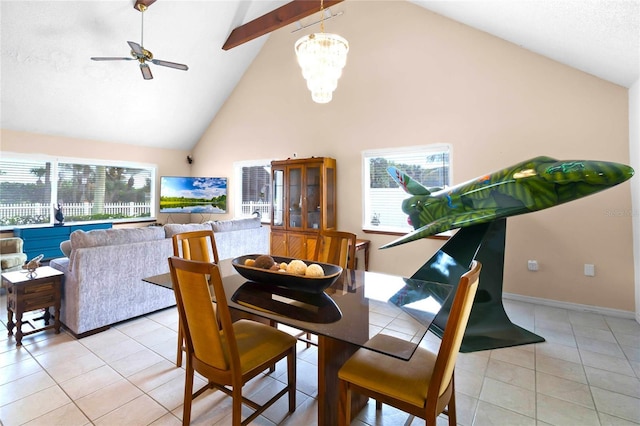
[{"left": 294, "top": 0, "right": 349, "bottom": 103}]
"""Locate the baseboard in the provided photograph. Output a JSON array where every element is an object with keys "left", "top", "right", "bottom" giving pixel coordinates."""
[{"left": 503, "top": 292, "right": 637, "bottom": 320}]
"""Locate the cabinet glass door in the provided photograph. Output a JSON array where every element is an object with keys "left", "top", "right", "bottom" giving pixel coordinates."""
[
  {"left": 325, "top": 166, "right": 336, "bottom": 229},
  {"left": 272, "top": 169, "right": 284, "bottom": 227},
  {"left": 306, "top": 166, "right": 321, "bottom": 230},
  {"left": 288, "top": 167, "right": 302, "bottom": 229}
]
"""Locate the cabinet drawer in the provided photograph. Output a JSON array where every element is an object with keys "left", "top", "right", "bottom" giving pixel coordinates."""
[
  {"left": 23, "top": 281, "right": 56, "bottom": 294},
  {"left": 22, "top": 293, "right": 56, "bottom": 310},
  {"left": 16, "top": 226, "right": 70, "bottom": 239}
]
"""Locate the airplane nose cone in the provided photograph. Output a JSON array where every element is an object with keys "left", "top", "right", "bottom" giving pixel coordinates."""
[
  {"left": 544, "top": 160, "right": 634, "bottom": 186},
  {"left": 583, "top": 162, "right": 634, "bottom": 185}
]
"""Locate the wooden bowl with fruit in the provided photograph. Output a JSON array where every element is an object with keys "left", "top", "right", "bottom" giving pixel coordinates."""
[{"left": 231, "top": 254, "right": 343, "bottom": 293}]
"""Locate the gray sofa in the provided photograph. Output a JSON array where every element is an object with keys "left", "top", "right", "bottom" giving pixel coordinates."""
[{"left": 49, "top": 218, "right": 269, "bottom": 337}]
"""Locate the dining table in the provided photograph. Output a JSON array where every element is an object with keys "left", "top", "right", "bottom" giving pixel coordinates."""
[{"left": 143, "top": 258, "right": 453, "bottom": 426}]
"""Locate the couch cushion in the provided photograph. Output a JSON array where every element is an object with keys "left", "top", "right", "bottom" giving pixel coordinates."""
[
  {"left": 1, "top": 253, "right": 27, "bottom": 270},
  {"left": 164, "top": 223, "right": 213, "bottom": 238},
  {"left": 210, "top": 217, "right": 261, "bottom": 232},
  {"left": 71, "top": 226, "right": 165, "bottom": 249},
  {"left": 60, "top": 240, "right": 72, "bottom": 257}
]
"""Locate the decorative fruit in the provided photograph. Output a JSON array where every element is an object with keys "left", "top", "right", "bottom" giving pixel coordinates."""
[
  {"left": 305, "top": 264, "right": 325, "bottom": 277},
  {"left": 254, "top": 255, "right": 275, "bottom": 269},
  {"left": 286, "top": 259, "right": 307, "bottom": 275}
]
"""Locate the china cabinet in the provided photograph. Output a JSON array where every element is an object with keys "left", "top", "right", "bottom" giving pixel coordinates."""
[{"left": 270, "top": 157, "right": 336, "bottom": 258}]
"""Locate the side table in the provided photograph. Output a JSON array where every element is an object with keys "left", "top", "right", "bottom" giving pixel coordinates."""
[
  {"left": 355, "top": 239, "right": 370, "bottom": 271},
  {"left": 2, "top": 266, "right": 63, "bottom": 346}
]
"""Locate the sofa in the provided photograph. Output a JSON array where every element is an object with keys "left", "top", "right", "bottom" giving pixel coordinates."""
[
  {"left": 1, "top": 237, "right": 28, "bottom": 272},
  {"left": 49, "top": 218, "right": 269, "bottom": 337}
]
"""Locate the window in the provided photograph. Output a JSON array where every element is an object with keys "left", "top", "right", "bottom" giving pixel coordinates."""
[
  {"left": 233, "top": 159, "right": 273, "bottom": 222},
  {"left": 362, "top": 145, "right": 451, "bottom": 233},
  {"left": 0, "top": 154, "right": 156, "bottom": 228}
]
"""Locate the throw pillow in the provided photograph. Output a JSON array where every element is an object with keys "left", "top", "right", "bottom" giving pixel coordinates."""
[
  {"left": 164, "top": 223, "right": 212, "bottom": 238},
  {"left": 211, "top": 217, "right": 261, "bottom": 233}
]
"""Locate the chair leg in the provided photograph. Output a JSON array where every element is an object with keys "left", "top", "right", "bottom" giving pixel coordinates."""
[
  {"left": 339, "top": 380, "right": 351, "bottom": 426},
  {"left": 232, "top": 386, "right": 242, "bottom": 426},
  {"left": 447, "top": 378, "right": 457, "bottom": 426},
  {"left": 287, "top": 346, "right": 297, "bottom": 412},
  {"left": 182, "top": 360, "right": 194, "bottom": 426},
  {"left": 176, "top": 322, "right": 184, "bottom": 367}
]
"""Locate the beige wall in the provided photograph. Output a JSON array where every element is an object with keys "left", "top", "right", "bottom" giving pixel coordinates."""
[
  {"left": 630, "top": 79, "right": 640, "bottom": 321},
  {"left": 0, "top": 128, "right": 192, "bottom": 231},
  {"left": 191, "top": 1, "right": 634, "bottom": 311}
]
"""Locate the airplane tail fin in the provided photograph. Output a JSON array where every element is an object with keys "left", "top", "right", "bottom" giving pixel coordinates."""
[{"left": 387, "top": 166, "right": 431, "bottom": 195}]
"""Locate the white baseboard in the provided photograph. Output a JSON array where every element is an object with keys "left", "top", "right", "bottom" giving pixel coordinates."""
[{"left": 503, "top": 292, "right": 637, "bottom": 321}]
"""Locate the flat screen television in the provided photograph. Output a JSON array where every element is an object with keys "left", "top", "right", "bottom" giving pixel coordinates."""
[{"left": 160, "top": 176, "right": 227, "bottom": 214}]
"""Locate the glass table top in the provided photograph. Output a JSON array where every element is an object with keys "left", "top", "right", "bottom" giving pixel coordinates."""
[{"left": 144, "top": 259, "right": 453, "bottom": 361}]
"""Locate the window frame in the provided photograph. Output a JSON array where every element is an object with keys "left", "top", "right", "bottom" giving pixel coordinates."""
[
  {"left": 233, "top": 159, "right": 274, "bottom": 223},
  {"left": 0, "top": 152, "right": 157, "bottom": 230},
  {"left": 362, "top": 144, "right": 452, "bottom": 234}
]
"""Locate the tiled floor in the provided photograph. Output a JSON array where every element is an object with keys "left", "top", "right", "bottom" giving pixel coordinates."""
[{"left": 1, "top": 294, "right": 639, "bottom": 425}]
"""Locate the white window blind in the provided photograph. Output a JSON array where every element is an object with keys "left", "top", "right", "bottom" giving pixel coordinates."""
[
  {"left": 234, "top": 159, "right": 273, "bottom": 221},
  {"left": 0, "top": 155, "right": 155, "bottom": 228},
  {"left": 362, "top": 145, "right": 451, "bottom": 233},
  {"left": 0, "top": 158, "right": 53, "bottom": 226}
]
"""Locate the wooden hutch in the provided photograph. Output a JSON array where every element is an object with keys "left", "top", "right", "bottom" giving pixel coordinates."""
[{"left": 270, "top": 157, "right": 336, "bottom": 259}]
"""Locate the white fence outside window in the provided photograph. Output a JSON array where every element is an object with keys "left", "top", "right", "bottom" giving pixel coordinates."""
[
  {"left": 240, "top": 201, "right": 271, "bottom": 218},
  {"left": 2, "top": 201, "right": 271, "bottom": 222},
  {"left": 0, "top": 202, "right": 151, "bottom": 220}
]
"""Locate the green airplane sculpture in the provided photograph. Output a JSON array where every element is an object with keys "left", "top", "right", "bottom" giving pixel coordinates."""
[{"left": 383, "top": 155, "right": 634, "bottom": 248}]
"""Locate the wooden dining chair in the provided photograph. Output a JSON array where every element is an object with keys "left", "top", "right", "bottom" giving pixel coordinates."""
[
  {"left": 337, "top": 260, "right": 482, "bottom": 426},
  {"left": 314, "top": 229, "right": 357, "bottom": 270},
  {"left": 168, "top": 256, "right": 297, "bottom": 426},
  {"left": 290, "top": 229, "right": 357, "bottom": 348},
  {"left": 172, "top": 230, "right": 219, "bottom": 367}
]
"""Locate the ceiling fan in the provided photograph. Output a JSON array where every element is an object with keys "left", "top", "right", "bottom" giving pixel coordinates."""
[{"left": 91, "top": 0, "right": 188, "bottom": 80}]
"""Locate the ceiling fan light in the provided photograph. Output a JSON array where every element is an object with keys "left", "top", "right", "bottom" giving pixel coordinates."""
[{"left": 140, "top": 63, "right": 153, "bottom": 80}]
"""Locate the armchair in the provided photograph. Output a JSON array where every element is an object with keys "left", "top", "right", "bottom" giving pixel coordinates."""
[{"left": 0, "top": 237, "right": 28, "bottom": 273}]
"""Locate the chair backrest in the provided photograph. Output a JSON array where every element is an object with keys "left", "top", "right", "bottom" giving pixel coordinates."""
[
  {"left": 313, "top": 230, "right": 357, "bottom": 269},
  {"left": 430, "top": 260, "right": 481, "bottom": 397},
  {"left": 168, "top": 256, "right": 238, "bottom": 372},
  {"left": 172, "top": 230, "right": 219, "bottom": 263}
]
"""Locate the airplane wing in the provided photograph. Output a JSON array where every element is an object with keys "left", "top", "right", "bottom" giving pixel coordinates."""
[
  {"left": 387, "top": 166, "right": 431, "bottom": 195},
  {"left": 381, "top": 209, "right": 502, "bottom": 248}
]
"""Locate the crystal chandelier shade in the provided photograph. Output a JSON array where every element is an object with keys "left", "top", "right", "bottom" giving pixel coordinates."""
[{"left": 294, "top": 2, "right": 349, "bottom": 104}]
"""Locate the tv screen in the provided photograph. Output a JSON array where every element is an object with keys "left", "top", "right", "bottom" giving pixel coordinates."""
[{"left": 160, "top": 176, "right": 227, "bottom": 214}]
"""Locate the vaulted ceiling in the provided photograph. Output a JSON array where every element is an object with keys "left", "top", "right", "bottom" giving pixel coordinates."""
[{"left": 1, "top": 1, "right": 638, "bottom": 151}]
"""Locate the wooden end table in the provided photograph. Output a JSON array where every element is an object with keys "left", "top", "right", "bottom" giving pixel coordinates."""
[
  {"left": 355, "top": 239, "right": 370, "bottom": 271},
  {"left": 2, "top": 266, "right": 63, "bottom": 346}
]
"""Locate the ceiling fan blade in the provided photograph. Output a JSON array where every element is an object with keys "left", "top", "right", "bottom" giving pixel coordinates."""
[
  {"left": 140, "top": 63, "right": 153, "bottom": 80},
  {"left": 91, "top": 57, "right": 134, "bottom": 61},
  {"left": 127, "top": 41, "right": 145, "bottom": 56},
  {"left": 151, "top": 59, "right": 188, "bottom": 71}
]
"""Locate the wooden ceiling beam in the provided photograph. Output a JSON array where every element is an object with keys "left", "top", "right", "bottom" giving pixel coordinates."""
[
  {"left": 134, "top": 0, "right": 157, "bottom": 12},
  {"left": 222, "top": 0, "right": 344, "bottom": 50}
]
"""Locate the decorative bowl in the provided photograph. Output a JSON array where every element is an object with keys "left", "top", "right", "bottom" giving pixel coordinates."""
[
  {"left": 231, "top": 254, "right": 343, "bottom": 294},
  {"left": 231, "top": 281, "right": 342, "bottom": 323}
]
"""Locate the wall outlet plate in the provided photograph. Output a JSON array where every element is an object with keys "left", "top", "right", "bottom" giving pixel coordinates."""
[
  {"left": 527, "top": 260, "right": 538, "bottom": 271},
  {"left": 584, "top": 264, "right": 595, "bottom": 276}
]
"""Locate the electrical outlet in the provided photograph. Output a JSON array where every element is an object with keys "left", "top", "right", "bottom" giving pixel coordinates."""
[
  {"left": 527, "top": 260, "right": 538, "bottom": 271},
  {"left": 584, "top": 264, "right": 595, "bottom": 277}
]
